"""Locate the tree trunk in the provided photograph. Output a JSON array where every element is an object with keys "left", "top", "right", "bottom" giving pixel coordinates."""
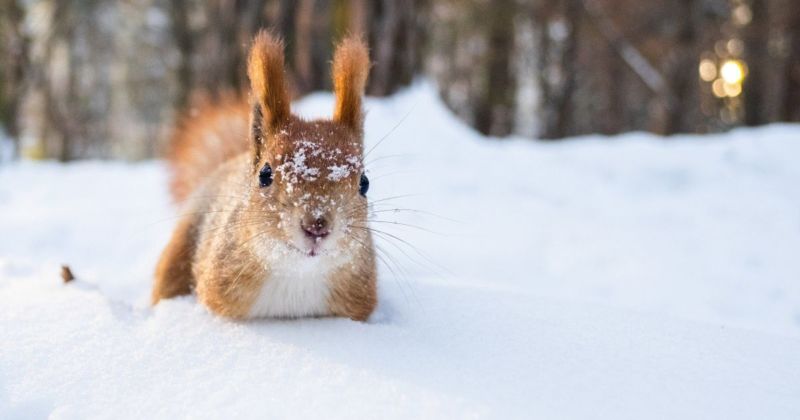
[
  {"left": 472, "top": 0, "right": 516, "bottom": 136},
  {"left": 743, "top": 0, "right": 768, "bottom": 125},
  {"left": 782, "top": 0, "right": 800, "bottom": 121},
  {"left": 0, "top": 0, "right": 27, "bottom": 153},
  {"left": 664, "top": 0, "right": 698, "bottom": 135},
  {"left": 169, "top": 1, "right": 194, "bottom": 110},
  {"left": 553, "top": 0, "right": 581, "bottom": 139}
]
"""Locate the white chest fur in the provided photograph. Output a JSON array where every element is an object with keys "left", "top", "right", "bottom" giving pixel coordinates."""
[{"left": 248, "top": 250, "right": 338, "bottom": 318}]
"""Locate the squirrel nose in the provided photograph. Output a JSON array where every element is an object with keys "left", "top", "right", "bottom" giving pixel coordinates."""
[{"left": 302, "top": 217, "right": 330, "bottom": 239}]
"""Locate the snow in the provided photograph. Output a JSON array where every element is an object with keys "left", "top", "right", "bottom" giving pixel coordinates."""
[
  {"left": 275, "top": 138, "right": 361, "bottom": 186},
  {"left": 0, "top": 128, "right": 13, "bottom": 162},
  {"left": 326, "top": 163, "right": 353, "bottom": 181},
  {"left": 276, "top": 140, "right": 321, "bottom": 184},
  {"left": 1, "top": 82, "right": 800, "bottom": 418}
]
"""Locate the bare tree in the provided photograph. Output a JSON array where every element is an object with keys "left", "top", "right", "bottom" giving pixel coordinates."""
[
  {"left": 781, "top": 0, "right": 800, "bottom": 121},
  {"left": 473, "top": 0, "right": 516, "bottom": 136},
  {"left": 0, "top": 0, "right": 27, "bottom": 154}
]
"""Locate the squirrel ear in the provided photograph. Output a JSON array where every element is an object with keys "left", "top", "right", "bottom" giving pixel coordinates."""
[
  {"left": 247, "top": 30, "right": 290, "bottom": 131},
  {"left": 332, "top": 35, "right": 370, "bottom": 130}
]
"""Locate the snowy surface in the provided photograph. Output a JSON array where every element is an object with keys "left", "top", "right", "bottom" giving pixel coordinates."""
[
  {"left": 0, "top": 129, "right": 13, "bottom": 163},
  {"left": 1, "top": 83, "right": 799, "bottom": 419}
]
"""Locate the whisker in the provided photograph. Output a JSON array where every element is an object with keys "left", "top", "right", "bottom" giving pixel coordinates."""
[
  {"left": 364, "top": 153, "right": 418, "bottom": 167},
  {"left": 351, "top": 225, "right": 453, "bottom": 278},
  {"left": 370, "top": 170, "right": 416, "bottom": 182},
  {"left": 368, "top": 208, "right": 462, "bottom": 224},
  {"left": 365, "top": 219, "right": 448, "bottom": 236},
  {"left": 365, "top": 104, "right": 416, "bottom": 158}
]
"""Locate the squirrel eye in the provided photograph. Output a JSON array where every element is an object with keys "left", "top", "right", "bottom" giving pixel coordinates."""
[
  {"left": 259, "top": 163, "right": 273, "bottom": 187},
  {"left": 359, "top": 173, "right": 369, "bottom": 196}
]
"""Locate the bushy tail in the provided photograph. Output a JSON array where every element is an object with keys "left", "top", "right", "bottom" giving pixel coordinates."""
[{"left": 166, "top": 96, "right": 250, "bottom": 203}]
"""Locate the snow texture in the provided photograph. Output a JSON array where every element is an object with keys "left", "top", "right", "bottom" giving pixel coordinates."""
[
  {"left": 1, "top": 82, "right": 799, "bottom": 419},
  {"left": 0, "top": 129, "right": 13, "bottom": 163},
  {"left": 276, "top": 140, "right": 322, "bottom": 184}
]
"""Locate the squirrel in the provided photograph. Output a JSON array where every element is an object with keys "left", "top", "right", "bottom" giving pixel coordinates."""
[{"left": 151, "top": 31, "right": 377, "bottom": 321}]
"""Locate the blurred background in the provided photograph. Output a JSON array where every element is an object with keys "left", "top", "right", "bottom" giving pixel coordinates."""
[
  {"left": 1, "top": 3, "right": 799, "bottom": 411},
  {"left": 0, "top": 0, "right": 798, "bottom": 161}
]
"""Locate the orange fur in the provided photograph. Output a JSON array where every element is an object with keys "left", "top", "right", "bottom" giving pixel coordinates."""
[
  {"left": 332, "top": 35, "right": 370, "bottom": 129},
  {"left": 247, "top": 31, "right": 291, "bottom": 129},
  {"left": 152, "top": 212, "right": 200, "bottom": 300},
  {"left": 153, "top": 32, "right": 377, "bottom": 321},
  {"left": 167, "top": 97, "right": 249, "bottom": 203}
]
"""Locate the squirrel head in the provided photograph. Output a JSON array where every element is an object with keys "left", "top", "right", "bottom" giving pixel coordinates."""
[{"left": 245, "top": 31, "right": 371, "bottom": 259}]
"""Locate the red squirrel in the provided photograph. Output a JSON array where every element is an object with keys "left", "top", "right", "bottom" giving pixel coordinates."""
[{"left": 152, "top": 31, "right": 377, "bottom": 321}]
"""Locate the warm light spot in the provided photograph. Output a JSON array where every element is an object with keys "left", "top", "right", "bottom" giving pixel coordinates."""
[
  {"left": 699, "top": 59, "right": 717, "bottom": 82},
  {"left": 712, "top": 79, "right": 727, "bottom": 98},
  {"left": 733, "top": 4, "right": 752, "bottom": 26},
  {"left": 727, "top": 38, "right": 744, "bottom": 56},
  {"left": 723, "top": 82, "right": 742, "bottom": 97},
  {"left": 720, "top": 60, "right": 746, "bottom": 85}
]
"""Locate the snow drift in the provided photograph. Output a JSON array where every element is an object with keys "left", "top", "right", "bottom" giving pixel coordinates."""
[{"left": 1, "top": 83, "right": 799, "bottom": 419}]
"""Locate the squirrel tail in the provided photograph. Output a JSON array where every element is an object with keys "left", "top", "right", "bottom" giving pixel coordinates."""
[{"left": 166, "top": 95, "right": 250, "bottom": 203}]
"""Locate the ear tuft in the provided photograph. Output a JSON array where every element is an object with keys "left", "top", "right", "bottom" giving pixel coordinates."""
[
  {"left": 247, "top": 30, "right": 290, "bottom": 129},
  {"left": 332, "top": 35, "right": 370, "bottom": 129}
]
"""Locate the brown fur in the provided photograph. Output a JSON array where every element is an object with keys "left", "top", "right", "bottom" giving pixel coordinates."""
[
  {"left": 152, "top": 212, "right": 200, "bottom": 301},
  {"left": 332, "top": 35, "right": 370, "bottom": 129},
  {"left": 329, "top": 259, "right": 377, "bottom": 321},
  {"left": 247, "top": 31, "right": 291, "bottom": 129},
  {"left": 167, "top": 98, "right": 250, "bottom": 203},
  {"left": 153, "top": 31, "right": 376, "bottom": 321}
]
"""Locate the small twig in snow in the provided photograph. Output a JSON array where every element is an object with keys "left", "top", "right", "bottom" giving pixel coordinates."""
[{"left": 61, "top": 265, "right": 75, "bottom": 283}]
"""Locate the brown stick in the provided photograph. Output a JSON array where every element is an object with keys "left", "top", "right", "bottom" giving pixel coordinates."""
[{"left": 61, "top": 265, "right": 75, "bottom": 283}]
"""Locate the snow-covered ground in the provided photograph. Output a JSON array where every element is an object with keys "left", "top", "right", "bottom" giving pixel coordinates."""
[
  {"left": 1, "top": 84, "right": 799, "bottom": 419},
  {"left": 0, "top": 129, "right": 13, "bottom": 163}
]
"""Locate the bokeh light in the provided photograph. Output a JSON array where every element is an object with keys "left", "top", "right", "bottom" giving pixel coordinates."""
[
  {"left": 733, "top": 4, "right": 753, "bottom": 26},
  {"left": 720, "top": 60, "right": 746, "bottom": 85},
  {"left": 723, "top": 82, "right": 742, "bottom": 97},
  {"left": 699, "top": 59, "right": 717, "bottom": 82},
  {"left": 727, "top": 38, "right": 744, "bottom": 56},
  {"left": 712, "top": 79, "right": 727, "bottom": 98}
]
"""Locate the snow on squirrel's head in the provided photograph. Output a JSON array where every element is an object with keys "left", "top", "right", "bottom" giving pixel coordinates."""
[{"left": 245, "top": 30, "right": 371, "bottom": 259}]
